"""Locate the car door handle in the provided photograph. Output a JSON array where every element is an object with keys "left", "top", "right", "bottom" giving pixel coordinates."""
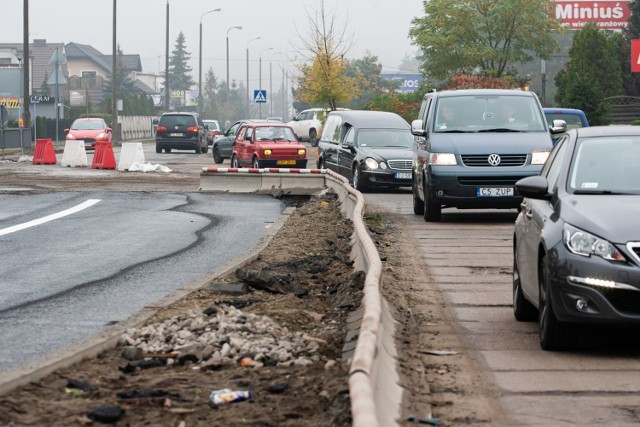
[{"left": 525, "top": 210, "right": 533, "bottom": 219}]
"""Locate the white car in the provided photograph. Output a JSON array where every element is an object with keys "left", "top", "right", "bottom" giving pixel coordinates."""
[{"left": 287, "top": 108, "right": 326, "bottom": 147}]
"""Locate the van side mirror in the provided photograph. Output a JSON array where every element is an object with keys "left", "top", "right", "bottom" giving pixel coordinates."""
[
  {"left": 550, "top": 119, "right": 567, "bottom": 135},
  {"left": 411, "top": 119, "right": 426, "bottom": 137}
]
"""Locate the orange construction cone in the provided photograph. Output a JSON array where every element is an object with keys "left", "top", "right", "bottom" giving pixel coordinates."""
[
  {"left": 92, "top": 141, "right": 117, "bottom": 170},
  {"left": 32, "top": 138, "right": 57, "bottom": 165}
]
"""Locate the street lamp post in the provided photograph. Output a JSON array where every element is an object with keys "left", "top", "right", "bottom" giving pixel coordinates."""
[
  {"left": 112, "top": 0, "right": 117, "bottom": 143},
  {"left": 258, "top": 47, "right": 273, "bottom": 119},
  {"left": 16, "top": 51, "right": 24, "bottom": 154},
  {"left": 226, "top": 25, "right": 242, "bottom": 103},
  {"left": 268, "top": 51, "right": 282, "bottom": 117},
  {"left": 198, "top": 8, "right": 222, "bottom": 114},
  {"left": 246, "top": 36, "right": 261, "bottom": 118},
  {"left": 164, "top": 0, "right": 169, "bottom": 111}
]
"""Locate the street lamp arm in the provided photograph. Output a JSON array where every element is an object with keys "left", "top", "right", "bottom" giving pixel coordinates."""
[
  {"left": 227, "top": 25, "right": 242, "bottom": 36},
  {"left": 200, "top": 8, "right": 221, "bottom": 24}
]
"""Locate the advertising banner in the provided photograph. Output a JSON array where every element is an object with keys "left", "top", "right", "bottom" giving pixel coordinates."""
[
  {"left": 554, "top": 0, "right": 631, "bottom": 30},
  {"left": 381, "top": 73, "right": 423, "bottom": 93}
]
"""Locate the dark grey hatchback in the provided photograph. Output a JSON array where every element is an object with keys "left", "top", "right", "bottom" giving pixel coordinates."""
[
  {"left": 155, "top": 112, "right": 208, "bottom": 154},
  {"left": 513, "top": 126, "right": 640, "bottom": 350},
  {"left": 317, "top": 110, "right": 413, "bottom": 191}
]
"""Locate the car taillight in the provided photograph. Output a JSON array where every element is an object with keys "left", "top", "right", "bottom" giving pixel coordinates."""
[
  {"left": 214, "top": 131, "right": 220, "bottom": 136},
  {"left": 157, "top": 125, "right": 167, "bottom": 132},
  {"left": 187, "top": 126, "right": 199, "bottom": 132}
]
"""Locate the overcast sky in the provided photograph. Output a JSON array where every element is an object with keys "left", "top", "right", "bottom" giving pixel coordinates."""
[{"left": 1, "top": 0, "right": 424, "bottom": 88}]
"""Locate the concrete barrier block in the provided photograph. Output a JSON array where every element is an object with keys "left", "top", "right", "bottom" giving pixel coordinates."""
[
  {"left": 60, "top": 140, "right": 88, "bottom": 167},
  {"left": 118, "top": 142, "right": 146, "bottom": 171}
]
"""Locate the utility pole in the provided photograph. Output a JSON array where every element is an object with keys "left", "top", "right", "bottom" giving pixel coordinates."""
[
  {"left": 112, "top": 0, "right": 117, "bottom": 143},
  {"left": 164, "top": 0, "right": 170, "bottom": 111},
  {"left": 22, "top": 0, "right": 30, "bottom": 137}
]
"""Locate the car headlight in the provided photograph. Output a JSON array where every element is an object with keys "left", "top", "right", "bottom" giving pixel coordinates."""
[
  {"left": 364, "top": 157, "right": 380, "bottom": 170},
  {"left": 263, "top": 149, "right": 272, "bottom": 155},
  {"left": 96, "top": 133, "right": 105, "bottom": 139},
  {"left": 429, "top": 153, "right": 457, "bottom": 165},
  {"left": 531, "top": 151, "right": 550, "bottom": 165},
  {"left": 297, "top": 149, "right": 306, "bottom": 155},
  {"left": 563, "top": 223, "right": 625, "bottom": 261},
  {"left": 379, "top": 161, "right": 388, "bottom": 170},
  {"left": 66, "top": 133, "right": 75, "bottom": 140}
]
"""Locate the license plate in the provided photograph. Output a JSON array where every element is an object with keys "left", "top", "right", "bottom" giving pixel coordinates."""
[
  {"left": 477, "top": 187, "right": 514, "bottom": 197},
  {"left": 277, "top": 160, "right": 296, "bottom": 165},
  {"left": 394, "top": 172, "right": 412, "bottom": 179},
  {"left": 170, "top": 133, "right": 183, "bottom": 137}
]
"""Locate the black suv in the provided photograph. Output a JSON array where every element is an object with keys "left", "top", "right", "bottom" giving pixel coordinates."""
[{"left": 155, "top": 112, "right": 208, "bottom": 154}]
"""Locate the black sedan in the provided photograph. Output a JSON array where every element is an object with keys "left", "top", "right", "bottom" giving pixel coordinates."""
[
  {"left": 513, "top": 126, "right": 640, "bottom": 350},
  {"left": 316, "top": 110, "right": 413, "bottom": 191}
]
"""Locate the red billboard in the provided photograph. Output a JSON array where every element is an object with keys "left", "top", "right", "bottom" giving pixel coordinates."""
[
  {"left": 632, "top": 40, "right": 640, "bottom": 73},
  {"left": 554, "top": 1, "right": 631, "bottom": 30}
]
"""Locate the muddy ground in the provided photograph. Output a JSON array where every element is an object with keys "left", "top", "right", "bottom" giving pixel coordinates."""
[{"left": 0, "top": 157, "right": 503, "bottom": 426}]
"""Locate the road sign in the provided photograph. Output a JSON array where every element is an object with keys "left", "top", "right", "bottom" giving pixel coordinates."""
[
  {"left": 632, "top": 39, "right": 640, "bottom": 73},
  {"left": 254, "top": 90, "right": 267, "bottom": 103}
]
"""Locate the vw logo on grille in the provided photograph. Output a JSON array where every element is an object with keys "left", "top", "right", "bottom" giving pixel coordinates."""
[{"left": 488, "top": 154, "right": 501, "bottom": 166}]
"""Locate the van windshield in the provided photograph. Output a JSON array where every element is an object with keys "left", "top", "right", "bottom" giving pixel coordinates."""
[{"left": 433, "top": 95, "right": 547, "bottom": 133}]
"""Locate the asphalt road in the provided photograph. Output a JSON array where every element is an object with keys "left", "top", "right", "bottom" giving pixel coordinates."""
[{"left": 0, "top": 190, "right": 284, "bottom": 373}]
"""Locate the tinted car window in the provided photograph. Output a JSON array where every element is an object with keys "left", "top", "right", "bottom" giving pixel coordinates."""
[
  {"left": 343, "top": 127, "right": 354, "bottom": 146},
  {"left": 159, "top": 115, "right": 197, "bottom": 128},
  {"left": 321, "top": 115, "right": 342, "bottom": 144},
  {"left": 357, "top": 129, "right": 413, "bottom": 148},
  {"left": 543, "top": 138, "right": 568, "bottom": 191}
]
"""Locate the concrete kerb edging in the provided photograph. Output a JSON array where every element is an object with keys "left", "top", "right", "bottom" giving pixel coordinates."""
[
  {"left": 322, "top": 170, "right": 402, "bottom": 427},
  {"left": 0, "top": 206, "right": 296, "bottom": 397}
]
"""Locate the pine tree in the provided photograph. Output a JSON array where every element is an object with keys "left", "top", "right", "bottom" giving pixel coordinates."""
[{"left": 168, "top": 32, "right": 195, "bottom": 92}]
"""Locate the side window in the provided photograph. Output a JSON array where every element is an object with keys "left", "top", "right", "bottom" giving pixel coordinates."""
[
  {"left": 236, "top": 127, "right": 246, "bottom": 141},
  {"left": 422, "top": 98, "right": 432, "bottom": 127},
  {"left": 543, "top": 137, "right": 568, "bottom": 191},
  {"left": 321, "top": 115, "right": 343, "bottom": 144},
  {"left": 245, "top": 128, "right": 254, "bottom": 141},
  {"left": 343, "top": 127, "right": 354, "bottom": 146},
  {"left": 228, "top": 123, "right": 240, "bottom": 136}
]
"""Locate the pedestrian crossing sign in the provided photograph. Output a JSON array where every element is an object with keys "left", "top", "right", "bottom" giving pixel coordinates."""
[{"left": 254, "top": 90, "right": 267, "bottom": 103}]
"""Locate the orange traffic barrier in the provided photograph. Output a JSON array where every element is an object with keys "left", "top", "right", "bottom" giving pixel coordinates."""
[
  {"left": 32, "top": 138, "right": 57, "bottom": 165},
  {"left": 91, "top": 141, "right": 117, "bottom": 170}
]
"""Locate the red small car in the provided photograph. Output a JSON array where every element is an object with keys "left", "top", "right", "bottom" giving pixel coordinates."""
[
  {"left": 64, "top": 118, "right": 112, "bottom": 150},
  {"left": 230, "top": 123, "right": 307, "bottom": 168}
]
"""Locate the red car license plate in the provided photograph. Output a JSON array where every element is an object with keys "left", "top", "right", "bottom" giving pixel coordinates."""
[{"left": 277, "top": 160, "right": 296, "bottom": 165}]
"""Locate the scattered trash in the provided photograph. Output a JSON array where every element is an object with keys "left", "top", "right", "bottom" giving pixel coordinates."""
[
  {"left": 419, "top": 350, "right": 459, "bottom": 356},
  {"left": 66, "top": 379, "right": 97, "bottom": 392},
  {"left": 407, "top": 415, "right": 440, "bottom": 425},
  {"left": 127, "top": 161, "right": 172, "bottom": 173},
  {"left": 209, "top": 389, "right": 251, "bottom": 405},
  {"left": 87, "top": 404, "right": 124, "bottom": 423},
  {"left": 119, "top": 357, "right": 168, "bottom": 373},
  {"left": 18, "top": 155, "right": 33, "bottom": 163}
]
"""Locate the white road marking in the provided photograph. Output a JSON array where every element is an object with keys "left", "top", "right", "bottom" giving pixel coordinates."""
[{"left": 0, "top": 199, "right": 101, "bottom": 237}]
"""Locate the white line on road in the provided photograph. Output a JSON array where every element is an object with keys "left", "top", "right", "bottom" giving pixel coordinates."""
[{"left": 0, "top": 199, "right": 101, "bottom": 237}]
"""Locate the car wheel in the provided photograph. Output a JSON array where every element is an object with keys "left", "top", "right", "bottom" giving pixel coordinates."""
[
  {"left": 513, "top": 246, "right": 537, "bottom": 321},
  {"left": 423, "top": 180, "right": 441, "bottom": 222},
  {"left": 353, "top": 166, "right": 368, "bottom": 192},
  {"left": 309, "top": 129, "right": 318, "bottom": 147},
  {"left": 231, "top": 155, "right": 240, "bottom": 168},
  {"left": 539, "top": 254, "right": 575, "bottom": 350},
  {"left": 164, "top": 148, "right": 172, "bottom": 153},
  {"left": 212, "top": 146, "right": 223, "bottom": 164},
  {"left": 412, "top": 175, "right": 424, "bottom": 215},
  {"left": 155, "top": 145, "right": 162, "bottom": 154}
]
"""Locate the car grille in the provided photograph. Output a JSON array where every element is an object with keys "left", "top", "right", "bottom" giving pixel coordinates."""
[
  {"left": 461, "top": 154, "right": 527, "bottom": 167},
  {"left": 458, "top": 176, "right": 529, "bottom": 186},
  {"left": 604, "top": 288, "right": 640, "bottom": 316},
  {"left": 387, "top": 159, "right": 412, "bottom": 170}
]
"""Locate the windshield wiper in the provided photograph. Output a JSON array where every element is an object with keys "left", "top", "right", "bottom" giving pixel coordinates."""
[
  {"left": 478, "top": 128, "right": 522, "bottom": 133},
  {"left": 438, "top": 130, "right": 474, "bottom": 133},
  {"left": 573, "top": 190, "right": 631, "bottom": 195}
]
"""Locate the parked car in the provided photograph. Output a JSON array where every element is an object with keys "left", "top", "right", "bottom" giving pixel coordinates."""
[
  {"left": 211, "top": 119, "right": 259, "bottom": 164},
  {"left": 543, "top": 107, "right": 589, "bottom": 144},
  {"left": 155, "top": 112, "right": 207, "bottom": 154},
  {"left": 230, "top": 123, "right": 307, "bottom": 168},
  {"left": 513, "top": 126, "right": 640, "bottom": 350},
  {"left": 203, "top": 119, "right": 222, "bottom": 145},
  {"left": 287, "top": 108, "right": 327, "bottom": 147},
  {"left": 317, "top": 110, "right": 413, "bottom": 191},
  {"left": 411, "top": 88, "right": 566, "bottom": 221},
  {"left": 64, "top": 118, "right": 112, "bottom": 150}
]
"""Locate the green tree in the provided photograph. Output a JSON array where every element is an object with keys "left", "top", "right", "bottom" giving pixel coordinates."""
[
  {"left": 39, "top": 70, "right": 51, "bottom": 96},
  {"left": 555, "top": 22, "right": 622, "bottom": 111},
  {"left": 562, "top": 73, "right": 609, "bottom": 125},
  {"left": 294, "top": 0, "right": 357, "bottom": 109},
  {"left": 344, "top": 54, "right": 393, "bottom": 109},
  {"left": 168, "top": 31, "right": 194, "bottom": 92},
  {"left": 202, "top": 67, "right": 220, "bottom": 119},
  {"left": 102, "top": 45, "right": 154, "bottom": 115},
  {"left": 409, "top": 0, "right": 563, "bottom": 79}
]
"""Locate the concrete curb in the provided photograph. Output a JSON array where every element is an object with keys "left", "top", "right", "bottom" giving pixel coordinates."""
[{"left": 0, "top": 206, "right": 295, "bottom": 396}]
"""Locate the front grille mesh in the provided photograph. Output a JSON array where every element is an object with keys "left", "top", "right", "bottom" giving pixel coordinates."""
[
  {"left": 387, "top": 159, "right": 412, "bottom": 170},
  {"left": 461, "top": 154, "right": 527, "bottom": 167}
]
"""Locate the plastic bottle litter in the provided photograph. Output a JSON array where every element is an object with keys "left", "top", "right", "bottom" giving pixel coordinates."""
[{"left": 209, "top": 389, "right": 251, "bottom": 405}]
